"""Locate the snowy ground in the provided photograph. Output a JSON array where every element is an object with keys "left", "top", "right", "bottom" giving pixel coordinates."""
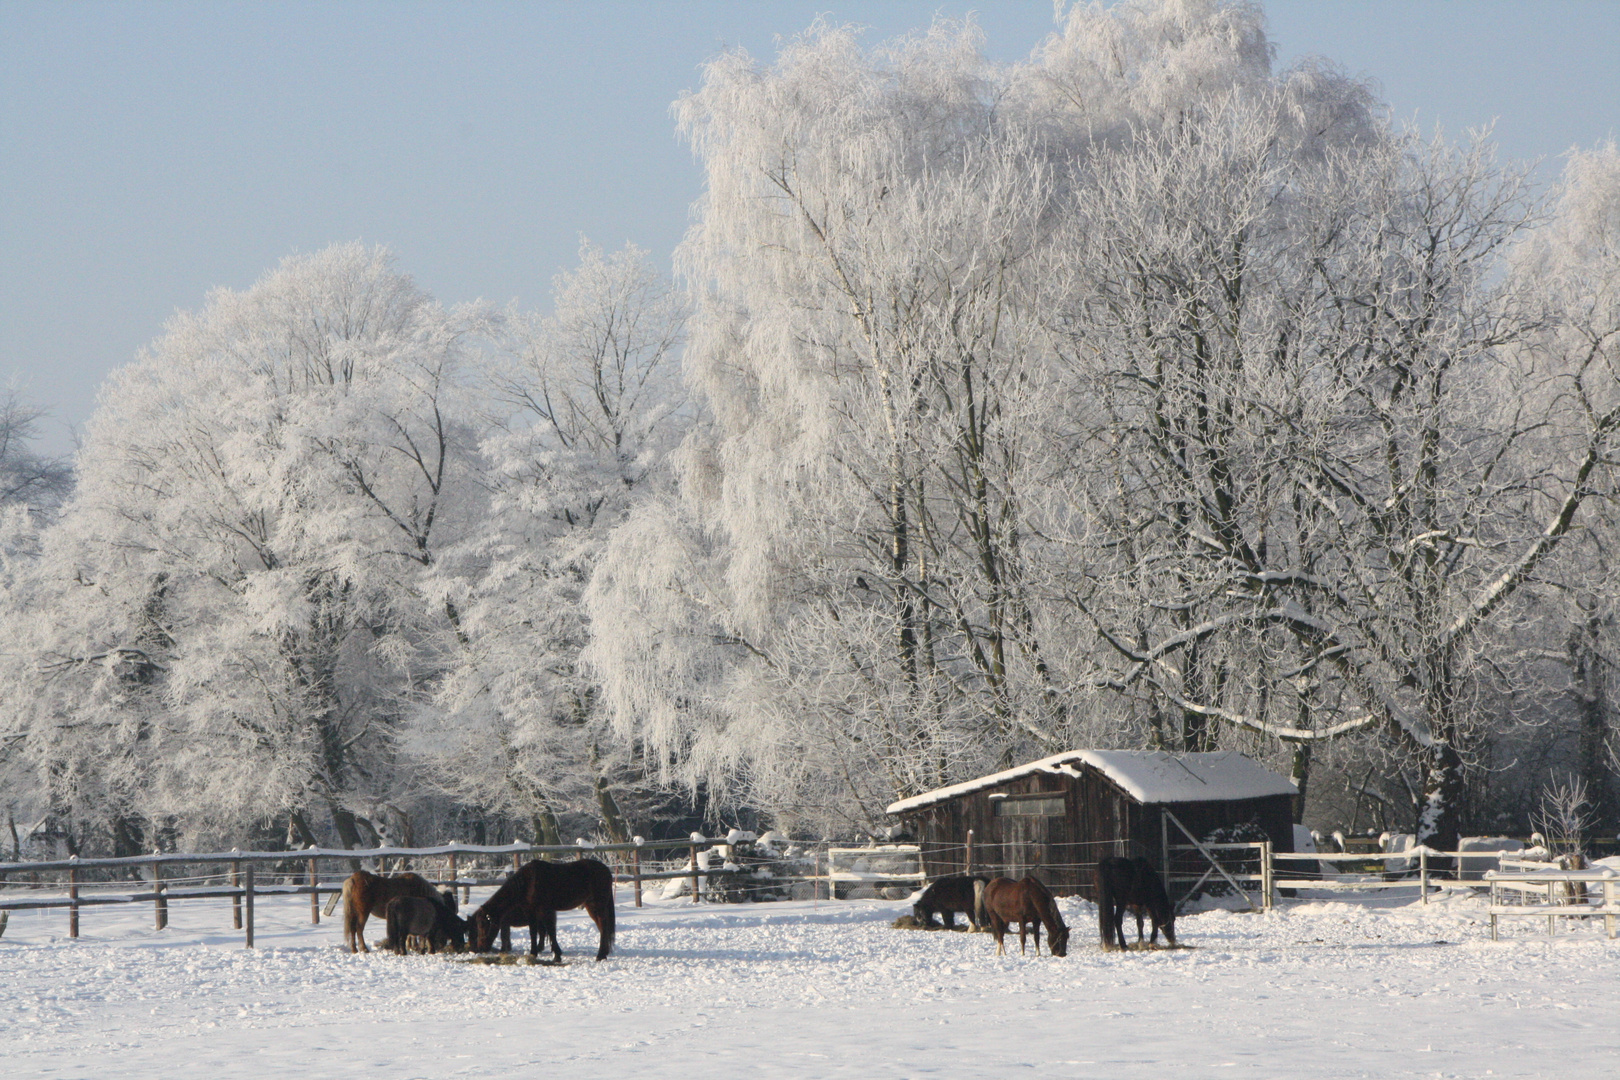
[{"left": 3, "top": 884, "right": 1616, "bottom": 1079}]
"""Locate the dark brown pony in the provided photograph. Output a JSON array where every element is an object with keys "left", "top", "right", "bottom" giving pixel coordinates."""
[
  {"left": 384, "top": 894, "right": 466, "bottom": 955},
  {"left": 467, "top": 858, "right": 616, "bottom": 962},
  {"left": 1096, "top": 856, "right": 1176, "bottom": 951},
  {"left": 335, "top": 870, "right": 449, "bottom": 953},
  {"left": 913, "top": 875, "right": 989, "bottom": 930},
  {"left": 981, "top": 876, "right": 1069, "bottom": 957}
]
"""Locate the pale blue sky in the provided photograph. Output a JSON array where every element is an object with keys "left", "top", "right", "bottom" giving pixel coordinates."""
[{"left": 4, "top": 1, "right": 1618, "bottom": 456}]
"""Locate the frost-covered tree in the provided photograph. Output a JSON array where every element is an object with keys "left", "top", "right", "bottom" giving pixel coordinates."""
[
  {"left": 0, "top": 387, "right": 73, "bottom": 515},
  {"left": 5, "top": 243, "right": 490, "bottom": 849},
  {"left": 410, "top": 241, "right": 687, "bottom": 843},
  {"left": 585, "top": 2, "right": 1620, "bottom": 843},
  {"left": 1054, "top": 112, "right": 1620, "bottom": 849},
  {"left": 585, "top": 20, "right": 1087, "bottom": 833}
]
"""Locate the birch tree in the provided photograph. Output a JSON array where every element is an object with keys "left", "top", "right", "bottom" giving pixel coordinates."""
[{"left": 410, "top": 241, "right": 687, "bottom": 843}]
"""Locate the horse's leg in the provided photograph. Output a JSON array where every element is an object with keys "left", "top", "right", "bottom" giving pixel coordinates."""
[
  {"left": 992, "top": 914, "right": 1007, "bottom": 956},
  {"left": 545, "top": 910, "right": 562, "bottom": 962},
  {"left": 500, "top": 925, "right": 512, "bottom": 953},
  {"left": 528, "top": 918, "right": 543, "bottom": 958},
  {"left": 1135, "top": 908, "right": 1146, "bottom": 947}
]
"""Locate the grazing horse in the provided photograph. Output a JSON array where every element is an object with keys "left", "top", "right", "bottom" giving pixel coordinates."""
[
  {"left": 1096, "top": 856, "right": 1176, "bottom": 951},
  {"left": 336, "top": 870, "right": 450, "bottom": 954},
  {"left": 384, "top": 894, "right": 466, "bottom": 955},
  {"left": 467, "top": 858, "right": 616, "bottom": 962},
  {"left": 981, "top": 876, "right": 1069, "bottom": 957},
  {"left": 913, "top": 875, "right": 989, "bottom": 930}
]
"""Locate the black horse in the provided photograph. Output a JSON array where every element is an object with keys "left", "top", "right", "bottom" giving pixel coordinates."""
[
  {"left": 913, "top": 875, "right": 989, "bottom": 930},
  {"left": 1096, "top": 856, "right": 1176, "bottom": 951},
  {"left": 467, "top": 858, "right": 616, "bottom": 962}
]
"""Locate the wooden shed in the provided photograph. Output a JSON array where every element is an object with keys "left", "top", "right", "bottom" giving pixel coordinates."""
[{"left": 886, "top": 750, "right": 1297, "bottom": 900}]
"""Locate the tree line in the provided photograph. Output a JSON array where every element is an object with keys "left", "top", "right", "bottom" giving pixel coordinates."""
[{"left": 4, "top": 1, "right": 1618, "bottom": 857}]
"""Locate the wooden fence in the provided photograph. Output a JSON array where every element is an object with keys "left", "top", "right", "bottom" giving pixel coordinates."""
[
  {"left": 7, "top": 838, "right": 1615, "bottom": 948},
  {"left": 0, "top": 838, "right": 754, "bottom": 947},
  {"left": 1485, "top": 866, "right": 1620, "bottom": 940}
]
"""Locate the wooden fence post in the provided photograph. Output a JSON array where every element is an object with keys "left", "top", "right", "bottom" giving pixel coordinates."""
[
  {"left": 153, "top": 856, "right": 167, "bottom": 930},
  {"left": 308, "top": 857, "right": 319, "bottom": 924},
  {"left": 964, "top": 829, "right": 974, "bottom": 876},
  {"left": 243, "top": 864, "right": 255, "bottom": 949},
  {"left": 231, "top": 860, "right": 242, "bottom": 930},
  {"left": 1420, "top": 847, "right": 1429, "bottom": 904},
  {"left": 1160, "top": 811, "right": 1171, "bottom": 904},
  {"left": 68, "top": 862, "right": 79, "bottom": 939},
  {"left": 632, "top": 843, "right": 643, "bottom": 908},
  {"left": 447, "top": 851, "right": 458, "bottom": 904},
  {"left": 689, "top": 841, "right": 701, "bottom": 904},
  {"left": 1260, "top": 841, "right": 1273, "bottom": 911},
  {"left": 512, "top": 851, "right": 522, "bottom": 874}
]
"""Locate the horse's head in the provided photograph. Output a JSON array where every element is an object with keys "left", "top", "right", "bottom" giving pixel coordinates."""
[
  {"left": 443, "top": 912, "right": 468, "bottom": 953},
  {"left": 1158, "top": 913, "right": 1176, "bottom": 947},
  {"left": 467, "top": 908, "right": 495, "bottom": 952},
  {"left": 1049, "top": 924, "right": 1070, "bottom": 957},
  {"left": 439, "top": 887, "right": 459, "bottom": 916}
]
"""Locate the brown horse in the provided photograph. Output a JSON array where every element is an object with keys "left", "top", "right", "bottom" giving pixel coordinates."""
[
  {"left": 1095, "top": 856, "right": 1176, "bottom": 951},
  {"left": 467, "top": 858, "right": 616, "bottom": 962},
  {"left": 336, "top": 870, "right": 450, "bottom": 953},
  {"left": 981, "top": 876, "right": 1070, "bottom": 957}
]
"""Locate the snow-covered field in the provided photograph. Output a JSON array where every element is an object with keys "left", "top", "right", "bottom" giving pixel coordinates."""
[{"left": 3, "top": 886, "right": 1616, "bottom": 1079}]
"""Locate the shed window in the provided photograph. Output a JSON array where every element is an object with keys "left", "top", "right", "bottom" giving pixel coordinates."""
[{"left": 992, "top": 795, "right": 1065, "bottom": 817}]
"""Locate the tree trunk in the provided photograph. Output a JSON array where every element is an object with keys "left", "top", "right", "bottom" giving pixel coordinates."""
[
  {"left": 111, "top": 814, "right": 145, "bottom": 860},
  {"left": 594, "top": 777, "right": 631, "bottom": 844},
  {"left": 287, "top": 810, "right": 320, "bottom": 849},
  {"left": 1290, "top": 742, "right": 1311, "bottom": 825},
  {"left": 1416, "top": 741, "right": 1465, "bottom": 858},
  {"left": 532, "top": 804, "right": 561, "bottom": 850},
  {"left": 328, "top": 804, "right": 367, "bottom": 851},
  {"left": 1572, "top": 620, "right": 1615, "bottom": 825}
]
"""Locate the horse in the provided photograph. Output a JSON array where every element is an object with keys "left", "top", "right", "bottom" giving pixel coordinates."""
[
  {"left": 334, "top": 870, "right": 451, "bottom": 953},
  {"left": 384, "top": 894, "right": 466, "bottom": 955},
  {"left": 1095, "top": 856, "right": 1176, "bottom": 951},
  {"left": 912, "top": 875, "right": 989, "bottom": 931},
  {"left": 980, "top": 876, "right": 1069, "bottom": 957},
  {"left": 466, "top": 858, "right": 616, "bottom": 962}
]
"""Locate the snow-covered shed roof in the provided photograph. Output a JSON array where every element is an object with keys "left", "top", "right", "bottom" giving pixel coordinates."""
[{"left": 884, "top": 750, "right": 1297, "bottom": 816}]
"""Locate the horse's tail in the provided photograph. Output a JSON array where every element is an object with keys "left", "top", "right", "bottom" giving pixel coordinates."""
[
  {"left": 972, "top": 878, "right": 987, "bottom": 930},
  {"left": 588, "top": 862, "right": 616, "bottom": 961},
  {"left": 1095, "top": 861, "right": 1116, "bottom": 950},
  {"left": 341, "top": 873, "right": 368, "bottom": 953}
]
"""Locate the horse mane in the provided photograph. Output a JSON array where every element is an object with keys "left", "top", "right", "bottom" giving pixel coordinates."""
[{"left": 469, "top": 864, "right": 527, "bottom": 927}]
